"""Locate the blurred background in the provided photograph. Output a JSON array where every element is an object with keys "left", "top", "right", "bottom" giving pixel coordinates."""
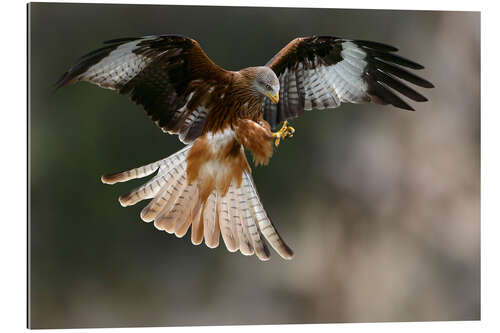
[{"left": 28, "top": 3, "right": 480, "bottom": 329}]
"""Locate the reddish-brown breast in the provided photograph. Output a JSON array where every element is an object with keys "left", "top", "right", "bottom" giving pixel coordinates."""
[{"left": 186, "top": 128, "right": 250, "bottom": 204}]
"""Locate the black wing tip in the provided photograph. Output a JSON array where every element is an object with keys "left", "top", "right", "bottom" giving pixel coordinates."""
[
  {"left": 103, "top": 35, "right": 158, "bottom": 44},
  {"left": 388, "top": 100, "right": 415, "bottom": 111},
  {"left": 312, "top": 36, "right": 400, "bottom": 53},
  {"left": 424, "top": 80, "right": 435, "bottom": 89},
  {"left": 53, "top": 40, "right": 123, "bottom": 92},
  {"left": 348, "top": 38, "right": 432, "bottom": 80},
  {"left": 355, "top": 39, "right": 399, "bottom": 52},
  {"left": 52, "top": 71, "right": 75, "bottom": 93},
  {"left": 369, "top": 58, "right": 434, "bottom": 89},
  {"left": 103, "top": 34, "right": 195, "bottom": 45},
  {"left": 409, "top": 75, "right": 434, "bottom": 89},
  {"left": 368, "top": 67, "right": 431, "bottom": 103},
  {"left": 368, "top": 80, "right": 420, "bottom": 112},
  {"left": 359, "top": 45, "right": 425, "bottom": 70},
  {"left": 52, "top": 66, "right": 82, "bottom": 92},
  {"left": 53, "top": 75, "right": 66, "bottom": 91},
  {"left": 389, "top": 97, "right": 415, "bottom": 111},
  {"left": 103, "top": 36, "right": 141, "bottom": 44},
  {"left": 399, "top": 104, "right": 415, "bottom": 111}
]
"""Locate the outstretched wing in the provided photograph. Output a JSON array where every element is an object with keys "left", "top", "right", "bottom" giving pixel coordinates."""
[
  {"left": 55, "top": 35, "right": 232, "bottom": 143},
  {"left": 262, "top": 36, "right": 434, "bottom": 129}
]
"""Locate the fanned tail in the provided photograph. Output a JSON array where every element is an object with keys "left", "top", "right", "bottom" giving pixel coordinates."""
[{"left": 101, "top": 146, "right": 293, "bottom": 261}]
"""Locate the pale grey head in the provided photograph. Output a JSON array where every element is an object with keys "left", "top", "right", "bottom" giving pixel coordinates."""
[{"left": 251, "top": 66, "right": 280, "bottom": 104}]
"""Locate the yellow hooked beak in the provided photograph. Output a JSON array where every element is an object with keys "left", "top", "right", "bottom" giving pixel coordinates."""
[{"left": 266, "top": 91, "right": 279, "bottom": 104}]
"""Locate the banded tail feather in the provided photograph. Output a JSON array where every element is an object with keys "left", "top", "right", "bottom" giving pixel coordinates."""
[
  {"left": 241, "top": 171, "right": 294, "bottom": 260},
  {"left": 102, "top": 145, "right": 293, "bottom": 261}
]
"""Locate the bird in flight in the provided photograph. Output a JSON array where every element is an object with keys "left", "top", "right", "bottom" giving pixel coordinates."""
[{"left": 56, "top": 35, "right": 433, "bottom": 261}]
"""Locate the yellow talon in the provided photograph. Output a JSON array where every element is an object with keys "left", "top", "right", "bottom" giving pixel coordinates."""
[{"left": 272, "top": 121, "right": 295, "bottom": 147}]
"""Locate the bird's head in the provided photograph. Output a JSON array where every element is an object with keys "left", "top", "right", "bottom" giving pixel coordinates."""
[{"left": 252, "top": 66, "right": 280, "bottom": 104}]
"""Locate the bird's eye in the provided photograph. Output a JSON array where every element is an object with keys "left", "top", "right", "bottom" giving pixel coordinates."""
[{"left": 265, "top": 84, "right": 271, "bottom": 90}]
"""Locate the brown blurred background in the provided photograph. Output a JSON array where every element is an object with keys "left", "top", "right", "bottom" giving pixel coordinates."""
[{"left": 28, "top": 3, "right": 480, "bottom": 329}]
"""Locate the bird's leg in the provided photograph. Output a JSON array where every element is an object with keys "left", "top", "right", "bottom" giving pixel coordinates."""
[{"left": 272, "top": 121, "right": 295, "bottom": 147}]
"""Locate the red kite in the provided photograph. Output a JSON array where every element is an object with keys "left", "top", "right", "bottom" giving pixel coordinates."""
[{"left": 56, "top": 35, "right": 433, "bottom": 261}]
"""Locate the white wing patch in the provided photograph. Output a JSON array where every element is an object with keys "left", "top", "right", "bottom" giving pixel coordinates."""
[
  {"left": 266, "top": 40, "right": 371, "bottom": 118},
  {"left": 79, "top": 37, "right": 156, "bottom": 89},
  {"left": 298, "top": 42, "right": 368, "bottom": 110}
]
